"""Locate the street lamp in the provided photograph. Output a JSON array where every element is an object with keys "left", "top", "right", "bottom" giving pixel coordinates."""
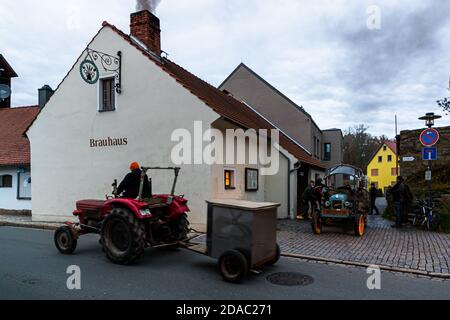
[{"left": 419, "top": 112, "right": 442, "bottom": 129}]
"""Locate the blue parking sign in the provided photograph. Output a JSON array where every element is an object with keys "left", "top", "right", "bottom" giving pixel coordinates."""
[{"left": 422, "top": 147, "right": 437, "bottom": 161}]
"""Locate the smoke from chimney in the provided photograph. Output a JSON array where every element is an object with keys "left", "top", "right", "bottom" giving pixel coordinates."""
[{"left": 136, "top": 0, "right": 161, "bottom": 13}]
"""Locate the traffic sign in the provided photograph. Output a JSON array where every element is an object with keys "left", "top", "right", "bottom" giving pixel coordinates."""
[
  {"left": 422, "top": 147, "right": 437, "bottom": 161},
  {"left": 402, "top": 156, "right": 415, "bottom": 162},
  {"left": 420, "top": 128, "right": 440, "bottom": 147},
  {"left": 425, "top": 170, "right": 432, "bottom": 181}
]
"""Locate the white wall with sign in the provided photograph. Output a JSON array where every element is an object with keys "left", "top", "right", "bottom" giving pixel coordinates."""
[{"left": 0, "top": 167, "right": 31, "bottom": 210}]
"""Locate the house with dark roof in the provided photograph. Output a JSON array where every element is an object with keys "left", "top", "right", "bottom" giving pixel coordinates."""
[
  {"left": 0, "top": 55, "right": 41, "bottom": 210},
  {"left": 26, "top": 10, "right": 324, "bottom": 227},
  {"left": 219, "top": 63, "right": 344, "bottom": 213}
]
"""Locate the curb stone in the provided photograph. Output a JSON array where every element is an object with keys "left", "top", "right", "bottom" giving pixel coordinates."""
[
  {"left": 0, "top": 221, "right": 60, "bottom": 231},
  {"left": 282, "top": 252, "right": 450, "bottom": 279}
]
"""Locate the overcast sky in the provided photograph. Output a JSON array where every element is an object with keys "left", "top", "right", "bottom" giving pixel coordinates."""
[{"left": 1, "top": 0, "right": 450, "bottom": 137}]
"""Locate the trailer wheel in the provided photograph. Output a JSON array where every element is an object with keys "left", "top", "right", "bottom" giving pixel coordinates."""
[
  {"left": 219, "top": 250, "right": 249, "bottom": 283},
  {"left": 312, "top": 211, "right": 322, "bottom": 235},
  {"left": 101, "top": 208, "right": 145, "bottom": 265},
  {"left": 266, "top": 244, "right": 281, "bottom": 266},
  {"left": 54, "top": 226, "right": 77, "bottom": 255},
  {"left": 354, "top": 214, "right": 366, "bottom": 237}
]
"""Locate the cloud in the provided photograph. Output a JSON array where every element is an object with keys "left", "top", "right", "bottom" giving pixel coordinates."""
[{"left": 2, "top": 0, "right": 450, "bottom": 136}]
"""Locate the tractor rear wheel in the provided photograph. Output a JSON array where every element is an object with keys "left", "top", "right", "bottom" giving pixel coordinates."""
[
  {"left": 54, "top": 226, "right": 77, "bottom": 254},
  {"left": 101, "top": 208, "right": 145, "bottom": 265}
]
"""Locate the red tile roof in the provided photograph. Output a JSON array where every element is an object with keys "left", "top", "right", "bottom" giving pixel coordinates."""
[
  {"left": 102, "top": 22, "right": 325, "bottom": 169},
  {"left": 385, "top": 141, "right": 397, "bottom": 155},
  {"left": 0, "top": 106, "right": 39, "bottom": 166}
]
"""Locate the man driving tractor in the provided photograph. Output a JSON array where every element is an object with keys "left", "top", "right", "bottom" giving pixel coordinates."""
[{"left": 117, "top": 162, "right": 151, "bottom": 199}]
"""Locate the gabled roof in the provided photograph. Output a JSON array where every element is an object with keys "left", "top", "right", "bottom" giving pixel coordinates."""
[
  {"left": 367, "top": 141, "right": 398, "bottom": 166},
  {"left": 384, "top": 141, "right": 397, "bottom": 154},
  {"left": 0, "top": 106, "right": 39, "bottom": 166},
  {"left": 28, "top": 22, "right": 325, "bottom": 170},
  {"left": 90, "top": 23, "right": 324, "bottom": 168},
  {"left": 219, "top": 62, "right": 323, "bottom": 132},
  {"left": 0, "top": 54, "right": 18, "bottom": 78}
]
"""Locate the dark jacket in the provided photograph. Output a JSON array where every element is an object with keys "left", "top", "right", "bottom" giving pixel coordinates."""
[
  {"left": 389, "top": 182, "right": 412, "bottom": 204},
  {"left": 117, "top": 169, "right": 151, "bottom": 199},
  {"left": 369, "top": 187, "right": 378, "bottom": 202},
  {"left": 302, "top": 186, "right": 316, "bottom": 202}
]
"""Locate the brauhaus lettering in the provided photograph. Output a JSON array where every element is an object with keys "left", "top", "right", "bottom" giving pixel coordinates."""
[{"left": 90, "top": 137, "right": 128, "bottom": 148}]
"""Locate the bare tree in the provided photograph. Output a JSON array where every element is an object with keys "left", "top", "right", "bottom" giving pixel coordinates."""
[{"left": 343, "top": 124, "right": 385, "bottom": 173}]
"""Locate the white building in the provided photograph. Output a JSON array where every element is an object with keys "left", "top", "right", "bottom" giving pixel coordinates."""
[
  {"left": 0, "top": 106, "right": 38, "bottom": 212},
  {"left": 26, "top": 11, "right": 324, "bottom": 229}
]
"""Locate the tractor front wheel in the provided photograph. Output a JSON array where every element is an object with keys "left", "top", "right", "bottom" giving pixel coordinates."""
[
  {"left": 354, "top": 214, "right": 366, "bottom": 237},
  {"left": 54, "top": 226, "right": 77, "bottom": 255},
  {"left": 312, "top": 211, "right": 322, "bottom": 235},
  {"left": 101, "top": 208, "right": 145, "bottom": 265}
]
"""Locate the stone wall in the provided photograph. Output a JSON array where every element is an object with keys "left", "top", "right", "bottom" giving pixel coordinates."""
[
  {"left": 400, "top": 125, "right": 450, "bottom": 196},
  {"left": 0, "top": 209, "right": 31, "bottom": 216}
]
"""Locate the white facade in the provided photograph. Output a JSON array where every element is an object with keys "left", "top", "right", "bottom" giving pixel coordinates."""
[
  {"left": 0, "top": 167, "right": 31, "bottom": 210},
  {"left": 27, "top": 25, "right": 295, "bottom": 228}
]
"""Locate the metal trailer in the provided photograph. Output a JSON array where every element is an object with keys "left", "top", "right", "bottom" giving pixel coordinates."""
[{"left": 182, "top": 199, "right": 281, "bottom": 283}]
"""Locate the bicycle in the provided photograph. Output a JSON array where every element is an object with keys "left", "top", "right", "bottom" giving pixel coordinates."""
[{"left": 413, "top": 199, "right": 441, "bottom": 231}]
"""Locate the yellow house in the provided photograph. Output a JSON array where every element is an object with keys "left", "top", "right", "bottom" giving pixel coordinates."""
[{"left": 367, "top": 141, "right": 399, "bottom": 193}]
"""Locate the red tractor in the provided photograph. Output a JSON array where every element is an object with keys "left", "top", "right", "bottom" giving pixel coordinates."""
[{"left": 54, "top": 167, "right": 190, "bottom": 265}]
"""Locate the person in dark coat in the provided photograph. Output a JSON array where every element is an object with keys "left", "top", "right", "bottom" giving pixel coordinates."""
[
  {"left": 313, "top": 178, "right": 326, "bottom": 211},
  {"left": 369, "top": 183, "right": 380, "bottom": 215},
  {"left": 301, "top": 180, "right": 316, "bottom": 219},
  {"left": 388, "top": 176, "right": 412, "bottom": 228},
  {"left": 117, "top": 162, "right": 151, "bottom": 199}
]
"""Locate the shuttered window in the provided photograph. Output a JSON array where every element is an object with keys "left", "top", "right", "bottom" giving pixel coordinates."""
[{"left": 100, "top": 78, "right": 115, "bottom": 112}]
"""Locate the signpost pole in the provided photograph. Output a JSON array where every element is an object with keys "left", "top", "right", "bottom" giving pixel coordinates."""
[{"left": 419, "top": 112, "right": 441, "bottom": 207}]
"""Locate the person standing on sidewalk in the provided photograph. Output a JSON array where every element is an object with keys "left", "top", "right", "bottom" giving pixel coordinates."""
[
  {"left": 369, "top": 183, "right": 380, "bottom": 215},
  {"left": 389, "top": 176, "right": 412, "bottom": 228},
  {"left": 300, "top": 180, "right": 316, "bottom": 220}
]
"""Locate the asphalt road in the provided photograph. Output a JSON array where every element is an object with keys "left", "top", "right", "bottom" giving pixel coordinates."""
[{"left": 0, "top": 227, "right": 449, "bottom": 300}]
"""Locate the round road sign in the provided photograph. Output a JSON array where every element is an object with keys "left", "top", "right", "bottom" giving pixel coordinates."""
[{"left": 419, "top": 128, "right": 440, "bottom": 147}]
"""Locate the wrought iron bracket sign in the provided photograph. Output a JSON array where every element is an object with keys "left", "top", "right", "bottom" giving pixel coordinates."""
[{"left": 80, "top": 48, "right": 122, "bottom": 94}]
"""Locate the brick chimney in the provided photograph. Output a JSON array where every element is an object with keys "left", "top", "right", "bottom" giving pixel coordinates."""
[{"left": 130, "top": 10, "right": 161, "bottom": 56}]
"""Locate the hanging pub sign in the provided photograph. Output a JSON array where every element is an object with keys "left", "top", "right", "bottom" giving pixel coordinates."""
[{"left": 80, "top": 48, "right": 122, "bottom": 94}]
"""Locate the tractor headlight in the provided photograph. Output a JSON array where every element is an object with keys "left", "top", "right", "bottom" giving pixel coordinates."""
[
  {"left": 344, "top": 201, "right": 352, "bottom": 208},
  {"left": 325, "top": 201, "right": 331, "bottom": 208},
  {"left": 140, "top": 208, "right": 151, "bottom": 216}
]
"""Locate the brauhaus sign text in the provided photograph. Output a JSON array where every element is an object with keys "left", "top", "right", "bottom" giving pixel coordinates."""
[{"left": 90, "top": 137, "right": 128, "bottom": 148}]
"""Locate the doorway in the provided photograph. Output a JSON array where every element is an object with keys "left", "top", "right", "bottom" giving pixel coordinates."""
[{"left": 296, "top": 165, "right": 309, "bottom": 215}]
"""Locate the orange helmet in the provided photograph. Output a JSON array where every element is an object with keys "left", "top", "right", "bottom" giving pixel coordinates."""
[{"left": 130, "top": 162, "right": 140, "bottom": 171}]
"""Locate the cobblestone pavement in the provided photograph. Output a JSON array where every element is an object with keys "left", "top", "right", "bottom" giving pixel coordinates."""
[{"left": 278, "top": 216, "right": 450, "bottom": 275}]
